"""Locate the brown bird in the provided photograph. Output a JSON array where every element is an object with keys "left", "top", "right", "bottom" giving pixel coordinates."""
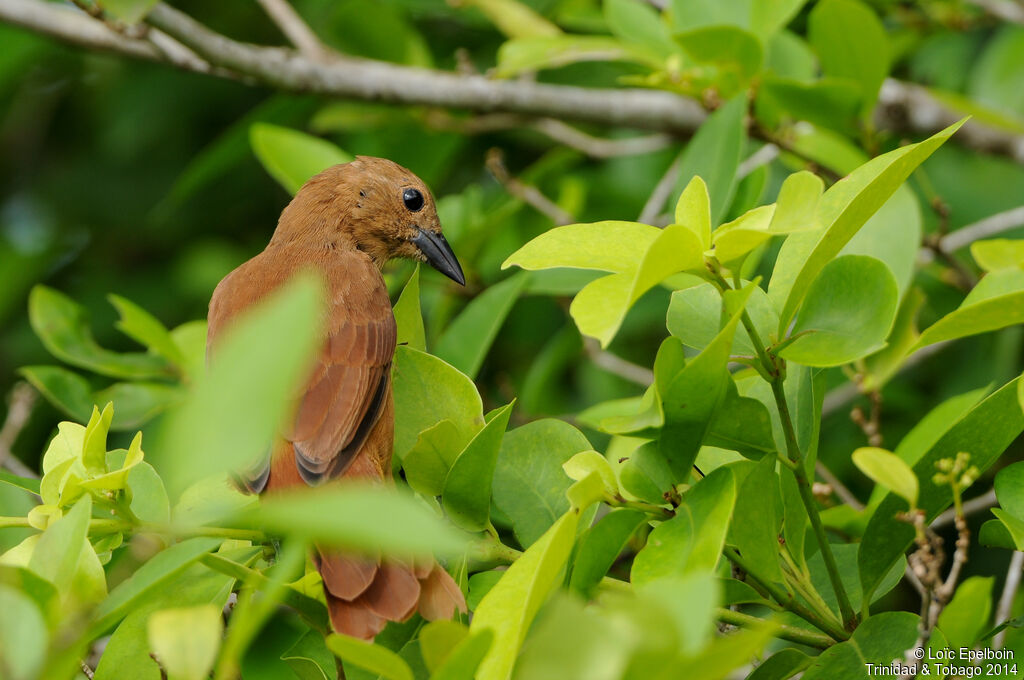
[{"left": 206, "top": 157, "right": 467, "bottom": 639}]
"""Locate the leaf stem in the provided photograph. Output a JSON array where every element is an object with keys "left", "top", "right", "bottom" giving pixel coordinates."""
[
  {"left": 611, "top": 496, "right": 675, "bottom": 518},
  {"left": 724, "top": 546, "right": 848, "bottom": 641},
  {"left": 709, "top": 267, "right": 858, "bottom": 632},
  {"left": 715, "top": 607, "right": 834, "bottom": 650}
]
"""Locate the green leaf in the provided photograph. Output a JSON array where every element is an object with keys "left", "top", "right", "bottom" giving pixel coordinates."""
[
  {"left": 394, "top": 266, "right": 426, "bottom": 352},
  {"left": 770, "top": 121, "right": 963, "bottom": 332},
  {"left": 95, "top": 381, "right": 184, "bottom": 430},
  {"left": 0, "top": 583, "right": 49, "bottom": 680},
  {"left": 28, "top": 495, "right": 91, "bottom": 594},
  {"left": 402, "top": 420, "right": 465, "bottom": 497},
  {"left": 18, "top": 365, "right": 93, "bottom": 424},
  {"left": 147, "top": 605, "right": 223, "bottom": 680},
  {"left": 435, "top": 273, "right": 528, "bottom": 379},
  {"left": 442, "top": 402, "right": 514, "bottom": 532},
  {"left": 991, "top": 509, "right": 1024, "bottom": 550},
  {"left": 802, "top": 612, "right": 942, "bottom": 680},
  {"left": 28, "top": 286, "right": 173, "bottom": 380},
  {"left": 282, "top": 629, "right": 338, "bottom": 680},
  {"left": 711, "top": 205, "right": 776, "bottom": 265},
  {"left": 748, "top": 649, "right": 812, "bottom": 680},
  {"left": 0, "top": 470, "right": 40, "bottom": 496},
  {"left": 852, "top": 447, "right": 918, "bottom": 508},
  {"left": 159, "top": 274, "right": 323, "bottom": 490},
  {"left": 770, "top": 171, "right": 824, "bottom": 234},
  {"left": 492, "top": 419, "right": 591, "bottom": 547},
  {"left": 98, "top": 0, "right": 158, "bottom": 24},
  {"left": 674, "top": 175, "right": 712, "bottom": 249},
  {"left": 392, "top": 347, "right": 483, "bottom": 466},
  {"left": 912, "top": 286, "right": 1024, "bottom": 351},
  {"left": 779, "top": 255, "right": 898, "bottom": 368},
  {"left": 82, "top": 402, "right": 114, "bottom": 474},
  {"left": 460, "top": 0, "right": 560, "bottom": 39},
  {"left": 631, "top": 466, "right": 736, "bottom": 585},
  {"left": 658, "top": 287, "right": 749, "bottom": 477},
  {"left": 569, "top": 509, "right": 647, "bottom": 598},
  {"left": 250, "top": 123, "right": 353, "bottom": 195},
  {"left": 859, "top": 376, "right": 1024, "bottom": 602},
  {"left": 127, "top": 462, "right": 171, "bottom": 524},
  {"left": 995, "top": 461, "right": 1024, "bottom": 518},
  {"left": 566, "top": 471, "right": 606, "bottom": 511},
  {"left": 840, "top": 186, "right": 922, "bottom": 300},
  {"left": 728, "top": 457, "right": 784, "bottom": 586},
  {"left": 675, "top": 25, "right": 763, "bottom": 94},
  {"left": 108, "top": 294, "right": 186, "bottom": 366},
  {"left": 980, "top": 518, "right": 1018, "bottom": 550},
  {"left": 470, "top": 510, "right": 578, "bottom": 680},
  {"left": 604, "top": 0, "right": 676, "bottom": 58},
  {"left": 241, "top": 483, "right": 467, "bottom": 558},
  {"left": 92, "top": 537, "right": 223, "bottom": 635},
  {"left": 674, "top": 96, "right": 747, "bottom": 225},
  {"left": 419, "top": 620, "right": 468, "bottom": 673},
  {"left": 808, "top": 543, "right": 904, "bottom": 616},
  {"left": 758, "top": 77, "right": 862, "bottom": 137},
  {"left": 494, "top": 36, "right": 662, "bottom": 77},
  {"left": 502, "top": 221, "right": 659, "bottom": 274},
  {"left": 429, "top": 630, "right": 493, "bottom": 680},
  {"left": 667, "top": 281, "right": 778, "bottom": 357},
  {"left": 937, "top": 576, "right": 994, "bottom": 648},
  {"left": 94, "top": 555, "right": 240, "bottom": 680},
  {"left": 562, "top": 450, "right": 618, "bottom": 498},
  {"left": 808, "top": 0, "right": 889, "bottom": 116},
  {"left": 971, "top": 239, "right": 1024, "bottom": 271},
  {"left": 326, "top": 634, "right": 413, "bottom": 680},
  {"left": 619, "top": 441, "right": 675, "bottom": 505}
]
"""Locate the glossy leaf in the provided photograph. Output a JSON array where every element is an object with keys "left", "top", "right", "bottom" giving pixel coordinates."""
[
  {"left": 461, "top": 0, "right": 560, "bottom": 39},
  {"left": 281, "top": 630, "right": 338, "bottom": 680},
  {"left": 802, "top": 612, "right": 942, "bottom": 680},
  {"left": 502, "top": 221, "right": 659, "bottom": 274},
  {"left": 971, "top": 238, "right": 1024, "bottom": 271},
  {"left": 393, "top": 346, "right": 484, "bottom": 462},
  {"left": 393, "top": 266, "right": 426, "bottom": 352},
  {"left": 147, "top": 605, "right": 223, "bottom": 680},
  {"left": 676, "top": 25, "right": 763, "bottom": 92},
  {"left": 402, "top": 420, "right": 465, "bottom": 497},
  {"left": 0, "top": 584, "right": 48, "bottom": 680},
  {"left": 28, "top": 495, "right": 91, "bottom": 595},
  {"left": 779, "top": 256, "right": 898, "bottom": 367},
  {"left": 250, "top": 123, "right": 353, "bottom": 195},
  {"left": 913, "top": 284, "right": 1024, "bottom": 351},
  {"left": 494, "top": 36, "right": 662, "bottom": 77},
  {"left": 674, "top": 175, "right": 711, "bottom": 249},
  {"left": 492, "top": 419, "right": 592, "bottom": 547},
  {"left": 770, "top": 121, "right": 963, "bottom": 332},
  {"left": 674, "top": 96, "right": 747, "bottom": 225},
  {"left": 728, "top": 457, "right": 784, "bottom": 586},
  {"left": 471, "top": 510, "right": 578, "bottom": 680},
  {"left": 852, "top": 447, "right": 918, "bottom": 509},
  {"left": 667, "top": 281, "right": 778, "bottom": 357},
  {"left": 808, "top": 0, "right": 889, "bottom": 115},
  {"left": 937, "top": 576, "right": 994, "bottom": 648},
  {"left": 419, "top": 620, "right": 468, "bottom": 673},
  {"left": 429, "top": 630, "right": 493, "bottom": 680},
  {"left": 994, "top": 461, "right": 1024, "bottom": 518},
  {"left": 29, "top": 286, "right": 173, "bottom": 380},
  {"left": 604, "top": 0, "right": 676, "bottom": 57},
  {"left": 631, "top": 466, "right": 736, "bottom": 585},
  {"left": 569, "top": 509, "right": 647, "bottom": 598},
  {"left": 108, "top": 293, "right": 185, "bottom": 366},
  {"left": 442, "top": 402, "right": 514, "bottom": 532},
  {"left": 326, "top": 634, "right": 412, "bottom": 680}
]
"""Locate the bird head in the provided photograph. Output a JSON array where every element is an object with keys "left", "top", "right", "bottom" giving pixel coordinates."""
[{"left": 274, "top": 156, "right": 465, "bottom": 285}]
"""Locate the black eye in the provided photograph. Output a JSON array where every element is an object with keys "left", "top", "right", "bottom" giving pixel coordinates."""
[{"left": 402, "top": 188, "right": 424, "bottom": 212}]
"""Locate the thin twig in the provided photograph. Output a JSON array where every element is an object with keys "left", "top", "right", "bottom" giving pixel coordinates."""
[
  {"left": 485, "top": 148, "right": 575, "bottom": 225},
  {"left": 815, "top": 460, "right": 864, "bottom": 511},
  {"left": 2, "top": 0, "right": 1024, "bottom": 161},
  {"left": 0, "top": 383, "right": 38, "bottom": 479},
  {"left": 254, "top": 0, "right": 334, "bottom": 62},
  {"left": 919, "top": 205, "right": 1024, "bottom": 262},
  {"left": 994, "top": 551, "right": 1024, "bottom": 649},
  {"left": 964, "top": 0, "right": 1024, "bottom": 24},
  {"left": 638, "top": 156, "right": 682, "bottom": 225},
  {"left": 737, "top": 143, "right": 780, "bottom": 179},
  {"left": 424, "top": 111, "right": 676, "bottom": 158},
  {"left": 583, "top": 337, "right": 654, "bottom": 386}
]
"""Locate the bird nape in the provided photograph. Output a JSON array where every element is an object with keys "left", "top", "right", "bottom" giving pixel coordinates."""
[{"left": 207, "top": 156, "right": 467, "bottom": 640}]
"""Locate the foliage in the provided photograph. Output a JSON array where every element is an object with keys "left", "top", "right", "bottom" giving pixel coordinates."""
[{"left": 2, "top": 0, "right": 1024, "bottom": 679}]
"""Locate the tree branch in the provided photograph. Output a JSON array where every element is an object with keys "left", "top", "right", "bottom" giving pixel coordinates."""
[
  {"left": 994, "top": 551, "right": 1024, "bottom": 649},
  {"left": 3, "top": 0, "right": 1024, "bottom": 164},
  {"left": 0, "top": 383, "right": 38, "bottom": 479},
  {"left": 254, "top": 0, "right": 334, "bottom": 62}
]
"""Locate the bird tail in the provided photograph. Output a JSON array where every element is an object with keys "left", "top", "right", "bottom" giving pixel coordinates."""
[{"left": 316, "top": 549, "right": 466, "bottom": 640}]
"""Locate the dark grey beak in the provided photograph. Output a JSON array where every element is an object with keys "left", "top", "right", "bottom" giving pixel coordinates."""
[{"left": 413, "top": 228, "right": 465, "bottom": 286}]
